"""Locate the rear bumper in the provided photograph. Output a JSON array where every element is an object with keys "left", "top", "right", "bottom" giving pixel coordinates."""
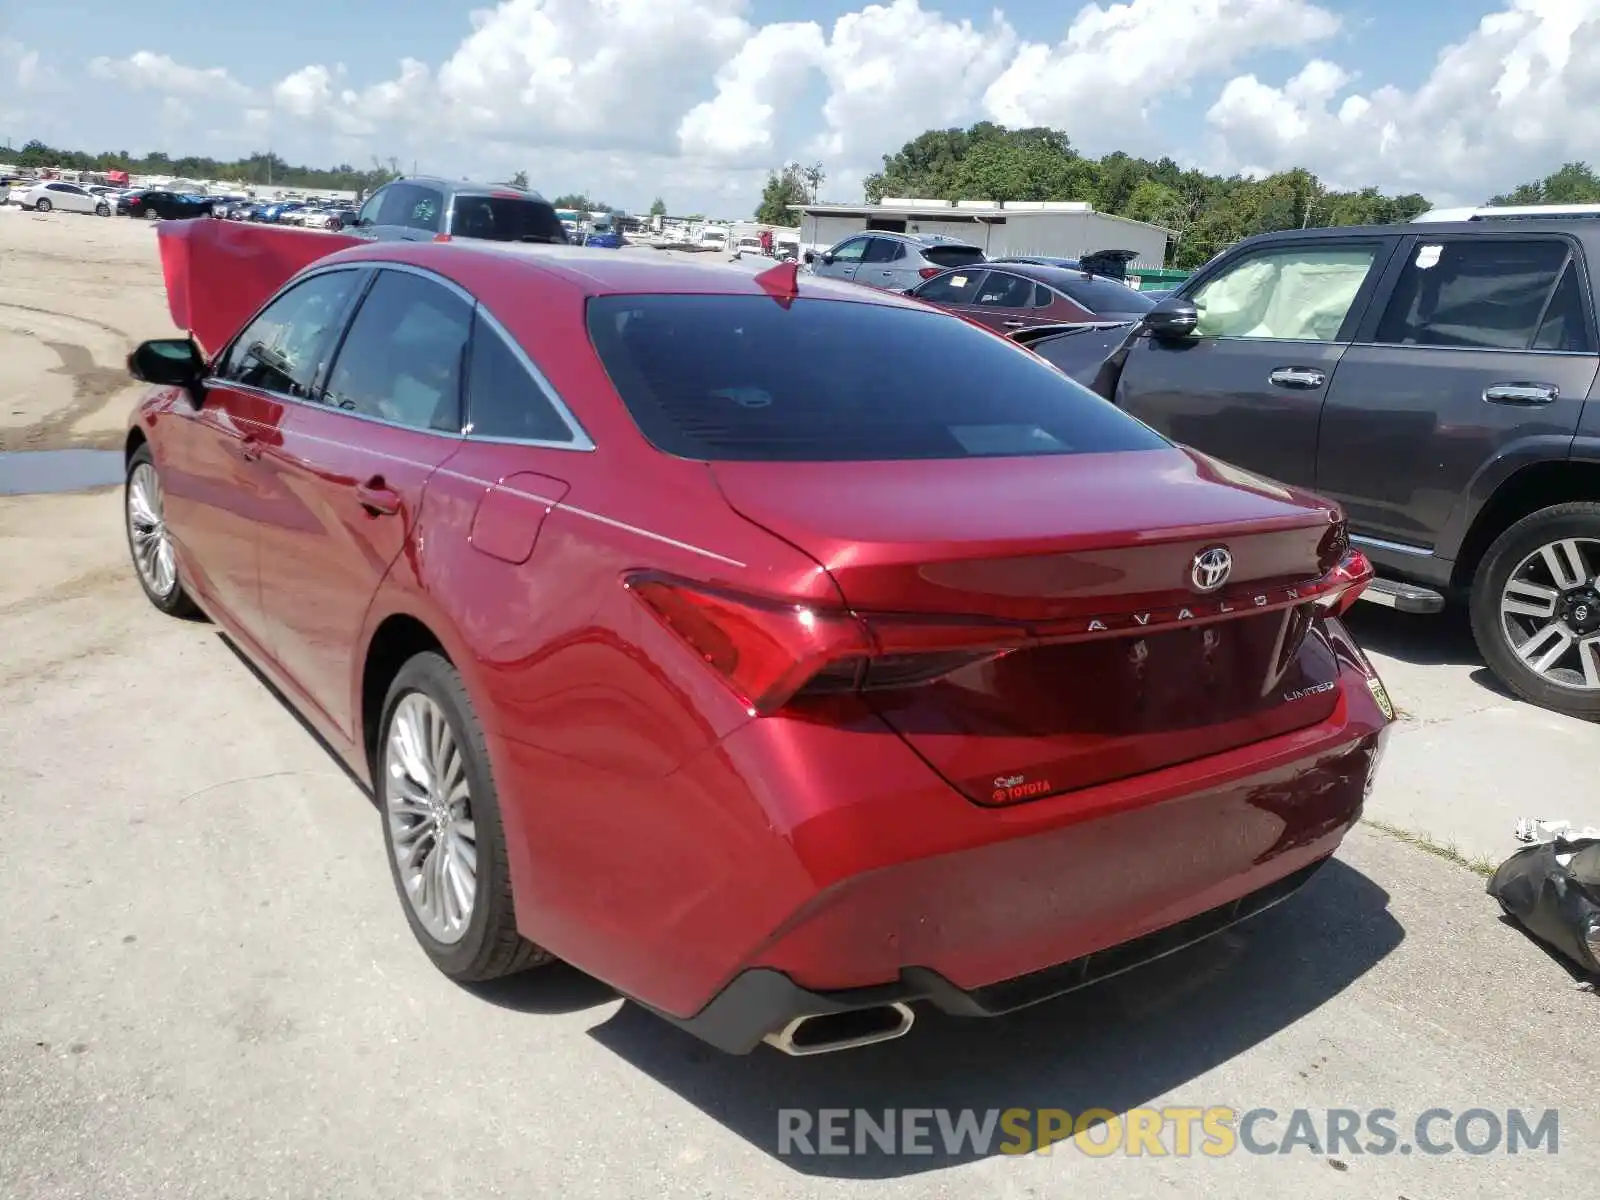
[{"left": 662, "top": 855, "right": 1329, "bottom": 1054}]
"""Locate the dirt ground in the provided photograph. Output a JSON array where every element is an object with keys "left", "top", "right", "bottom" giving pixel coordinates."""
[{"left": 0, "top": 207, "right": 182, "bottom": 451}]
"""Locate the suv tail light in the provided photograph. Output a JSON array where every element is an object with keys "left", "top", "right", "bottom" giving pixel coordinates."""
[
  {"left": 626, "top": 574, "right": 1022, "bottom": 715},
  {"left": 1315, "top": 549, "right": 1373, "bottom": 618},
  {"left": 918, "top": 267, "right": 942, "bottom": 279},
  {"left": 433, "top": 232, "right": 453, "bottom": 243}
]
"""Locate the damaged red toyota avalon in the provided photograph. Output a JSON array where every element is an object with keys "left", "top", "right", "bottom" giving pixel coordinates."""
[{"left": 123, "top": 219, "right": 1393, "bottom": 1056}]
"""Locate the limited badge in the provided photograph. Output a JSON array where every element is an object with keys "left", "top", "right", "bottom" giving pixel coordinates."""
[{"left": 1367, "top": 675, "right": 1395, "bottom": 720}]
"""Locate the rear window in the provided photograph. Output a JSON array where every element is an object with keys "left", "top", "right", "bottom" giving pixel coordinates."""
[
  {"left": 1052, "top": 275, "right": 1155, "bottom": 313},
  {"left": 585, "top": 295, "right": 1170, "bottom": 462},
  {"left": 922, "top": 244, "right": 986, "bottom": 268},
  {"left": 448, "top": 195, "right": 568, "bottom": 244}
]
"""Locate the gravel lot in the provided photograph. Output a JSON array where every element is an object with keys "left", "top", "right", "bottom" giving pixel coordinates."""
[{"left": 1, "top": 210, "right": 1596, "bottom": 1199}]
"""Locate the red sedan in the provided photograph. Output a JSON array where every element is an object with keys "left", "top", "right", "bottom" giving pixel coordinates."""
[{"left": 123, "top": 219, "right": 1392, "bottom": 1056}]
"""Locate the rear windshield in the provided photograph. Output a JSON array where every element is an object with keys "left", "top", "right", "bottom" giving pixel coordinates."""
[
  {"left": 923, "top": 244, "right": 986, "bottom": 268},
  {"left": 1053, "top": 275, "right": 1155, "bottom": 312},
  {"left": 448, "top": 195, "right": 568, "bottom": 244},
  {"left": 585, "top": 295, "right": 1169, "bottom": 462}
]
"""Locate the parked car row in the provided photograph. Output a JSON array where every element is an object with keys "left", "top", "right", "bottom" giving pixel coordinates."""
[{"left": 122, "top": 216, "right": 1389, "bottom": 1056}]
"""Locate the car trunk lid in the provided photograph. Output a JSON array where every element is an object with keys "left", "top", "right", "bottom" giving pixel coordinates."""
[{"left": 710, "top": 449, "right": 1353, "bottom": 802}]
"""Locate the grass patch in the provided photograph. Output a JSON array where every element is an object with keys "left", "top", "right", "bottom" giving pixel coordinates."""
[{"left": 1362, "top": 818, "right": 1499, "bottom": 878}]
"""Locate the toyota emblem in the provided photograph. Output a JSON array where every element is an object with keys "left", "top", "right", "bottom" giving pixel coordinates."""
[{"left": 1190, "top": 546, "right": 1233, "bottom": 592}]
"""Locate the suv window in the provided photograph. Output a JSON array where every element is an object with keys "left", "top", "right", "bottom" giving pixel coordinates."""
[
  {"left": 466, "top": 314, "right": 576, "bottom": 442},
  {"left": 921, "top": 244, "right": 986, "bottom": 269},
  {"left": 322, "top": 270, "right": 472, "bottom": 431},
  {"left": 220, "top": 270, "right": 363, "bottom": 397},
  {"left": 1374, "top": 238, "right": 1581, "bottom": 351},
  {"left": 585, "top": 294, "right": 1170, "bottom": 462},
  {"left": 828, "top": 238, "right": 869, "bottom": 263},
  {"left": 1531, "top": 263, "right": 1592, "bottom": 353},
  {"left": 1192, "top": 244, "right": 1380, "bottom": 341},
  {"left": 374, "top": 183, "right": 443, "bottom": 232},
  {"left": 862, "top": 237, "right": 904, "bottom": 264},
  {"left": 974, "top": 272, "right": 1036, "bottom": 308},
  {"left": 448, "top": 194, "right": 567, "bottom": 244},
  {"left": 355, "top": 187, "right": 386, "bottom": 227},
  {"left": 914, "top": 269, "right": 987, "bottom": 305}
]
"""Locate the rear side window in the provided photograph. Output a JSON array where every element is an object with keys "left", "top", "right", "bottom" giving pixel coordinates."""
[
  {"left": 1375, "top": 238, "right": 1578, "bottom": 351},
  {"left": 586, "top": 295, "right": 1170, "bottom": 462},
  {"left": 1531, "top": 263, "right": 1592, "bottom": 352},
  {"left": 922, "top": 244, "right": 986, "bottom": 268},
  {"left": 973, "top": 272, "right": 1036, "bottom": 308},
  {"left": 914, "top": 269, "right": 988, "bottom": 304},
  {"left": 449, "top": 195, "right": 568, "bottom": 244},
  {"left": 465, "top": 314, "right": 576, "bottom": 442},
  {"left": 1052, "top": 275, "right": 1155, "bottom": 313},
  {"left": 862, "top": 238, "right": 903, "bottom": 263},
  {"left": 322, "top": 270, "right": 472, "bottom": 431}
]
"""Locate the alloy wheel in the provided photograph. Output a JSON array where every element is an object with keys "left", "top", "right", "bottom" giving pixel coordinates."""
[
  {"left": 1499, "top": 537, "right": 1600, "bottom": 689},
  {"left": 384, "top": 692, "right": 478, "bottom": 944},
  {"left": 126, "top": 462, "right": 177, "bottom": 599}
]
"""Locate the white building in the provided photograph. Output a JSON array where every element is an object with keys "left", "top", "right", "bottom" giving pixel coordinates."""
[{"left": 791, "top": 198, "right": 1172, "bottom": 270}]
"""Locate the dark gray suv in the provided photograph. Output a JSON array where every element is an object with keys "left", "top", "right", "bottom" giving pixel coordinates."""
[{"left": 350, "top": 177, "right": 568, "bottom": 244}]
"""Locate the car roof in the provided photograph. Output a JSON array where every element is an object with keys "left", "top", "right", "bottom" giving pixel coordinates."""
[
  {"left": 852, "top": 229, "right": 980, "bottom": 250},
  {"left": 1243, "top": 218, "right": 1600, "bottom": 244},
  {"left": 318, "top": 240, "right": 929, "bottom": 306},
  {"left": 388, "top": 175, "right": 555, "bottom": 204}
]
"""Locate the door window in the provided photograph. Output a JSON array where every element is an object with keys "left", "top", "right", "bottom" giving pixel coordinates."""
[
  {"left": 974, "top": 272, "right": 1037, "bottom": 309},
  {"left": 1191, "top": 245, "right": 1380, "bottom": 341},
  {"left": 375, "top": 183, "right": 440, "bottom": 230},
  {"left": 861, "top": 237, "right": 904, "bottom": 264},
  {"left": 914, "top": 269, "right": 988, "bottom": 305},
  {"left": 218, "top": 270, "right": 364, "bottom": 398},
  {"left": 828, "top": 237, "right": 869, "bottom": 263},
  {"left": 1531, "top": 263, "right": 1592, "bottom": 353},
  {"left": 322, "top": 270, "right": 472, "bottom": 432},
  {"left": 465, "top": 314, "right": 577, "bottom": 443},
  {"left": 1374, "top": 238, "right": 1580, "bottom": 351},
  {"left": 355, "top": 187, "right": 387, "bottom": 227}
]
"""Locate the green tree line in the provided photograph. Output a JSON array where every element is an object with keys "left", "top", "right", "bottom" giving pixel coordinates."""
[
  {"left": 757, "top": 122, "right": 1600, "bottom": 269},
  {"left": 3, "top": 138, "right": 402, "bottom": 195}
]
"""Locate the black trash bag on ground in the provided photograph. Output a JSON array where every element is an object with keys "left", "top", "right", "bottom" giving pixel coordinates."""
[{"left": 1487, "top": 838, "right": 1600, "bottom": 976}]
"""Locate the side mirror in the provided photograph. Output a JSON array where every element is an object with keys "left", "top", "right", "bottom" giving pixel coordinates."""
[
  {"left": 802, "top": 250, "right": 816, "bottom": 265},
  {"left": 820, "top": 252, "right": 835, "bottom": 266},
  {"left": 1142, "top": 295, "right": 1199, "bottom": 341},
  {"left": 128, "top": 338, "right": 206, "bottom": 389}
]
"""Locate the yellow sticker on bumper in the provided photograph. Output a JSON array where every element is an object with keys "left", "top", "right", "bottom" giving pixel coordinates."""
[{"left": 1367, "top": 675, "right": 1395, "bottom": 720}]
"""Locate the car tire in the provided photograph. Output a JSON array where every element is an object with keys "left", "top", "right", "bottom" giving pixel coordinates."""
[
  {"left": 124, "top": 445, "right": 200, "bottom": 618},
  {"left": 95, "top": 202, "right": 110, "bottom": 217},
  {"left": 144, "top": 206, "right": 160, "bottom": 221},
  {"left": 1470, "top": 501, "right": 1600, "bottom": 720},
  {"left": 34, "top": 198, "right": 50, "bottom": 213},
  {"left": 377, "top": 651, "right": 554, "bottom": 983}
]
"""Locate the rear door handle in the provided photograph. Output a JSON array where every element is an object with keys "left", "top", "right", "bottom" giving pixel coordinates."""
[
  {"left": 1484, "top": 382, "right": 1559, "bottom": 406},
  {"left": 1002, "top": 320, "right": 1027, "bottom": 329},
  {"left": 355, "top": 476, "right": 401, "bottom": 516},
  {"left": 1269, "top": 367, "right": 1326, "bottom": 389}
]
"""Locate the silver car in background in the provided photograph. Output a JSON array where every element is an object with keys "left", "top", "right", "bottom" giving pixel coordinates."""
[{"left": 804, "top": 230, "right": 987, "bottom": 292}]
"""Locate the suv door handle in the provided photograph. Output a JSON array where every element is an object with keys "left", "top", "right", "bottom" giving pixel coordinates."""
[
  {"left": 355, "top": 476, "right": 401, "bottom": 516},
  {"left": 1484, "top": 382, "right": 1559, "bottom": 406},
  {"left": 1269, "top": 367, "right": 1326, "bottom": 389}
]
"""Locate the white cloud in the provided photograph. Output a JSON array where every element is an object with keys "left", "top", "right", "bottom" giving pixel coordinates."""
[
  {"left": 814, "top": 0, "right": 1017, "bottom": 161},
  {"left": 677, "top": 21, "right": 828, "bottom": 162},
  {"left": 1205, "top": 0, "right": 1600, "bottom": 202},
  {"left": 27, "top": 0, "right": 1600, "bottom": 215},
  {"left": 87, "top": 51, "right": 253, "bottom": 103},
  {"left": 983, "top": 0, "right": 1341, "bottom": 150}
]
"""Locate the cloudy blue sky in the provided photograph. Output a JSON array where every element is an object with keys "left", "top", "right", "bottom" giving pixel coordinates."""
[{"left": 2, "top": 0, "right": 1595, "bottom": 215}]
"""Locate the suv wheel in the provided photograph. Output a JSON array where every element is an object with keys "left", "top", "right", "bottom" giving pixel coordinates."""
[{"left": 1471, "top": 502, "right": 1600, "bottom": 719}]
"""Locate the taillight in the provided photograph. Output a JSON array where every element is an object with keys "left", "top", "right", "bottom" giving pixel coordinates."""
[
  {"left": 1315, "top": 549, "right": 1373, "bottom": 618},
  {"left": 626, "top": 574, "right": 1020, "bottom": 715},
  {"left": 433, "top": 232, "right": 452, "bottom": 243},
  {"left": 918, "top": 267, "right": 942, "bottom": 279}
]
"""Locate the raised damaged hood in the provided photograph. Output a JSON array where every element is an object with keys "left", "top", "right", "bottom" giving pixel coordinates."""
[{"left": 157, "top": 219, "right": 363, "bottom": 357}]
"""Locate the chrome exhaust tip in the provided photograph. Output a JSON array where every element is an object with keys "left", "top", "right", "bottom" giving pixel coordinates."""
[{"left": 762, "top": 1003, "right": 915, "bottom": 1056}]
